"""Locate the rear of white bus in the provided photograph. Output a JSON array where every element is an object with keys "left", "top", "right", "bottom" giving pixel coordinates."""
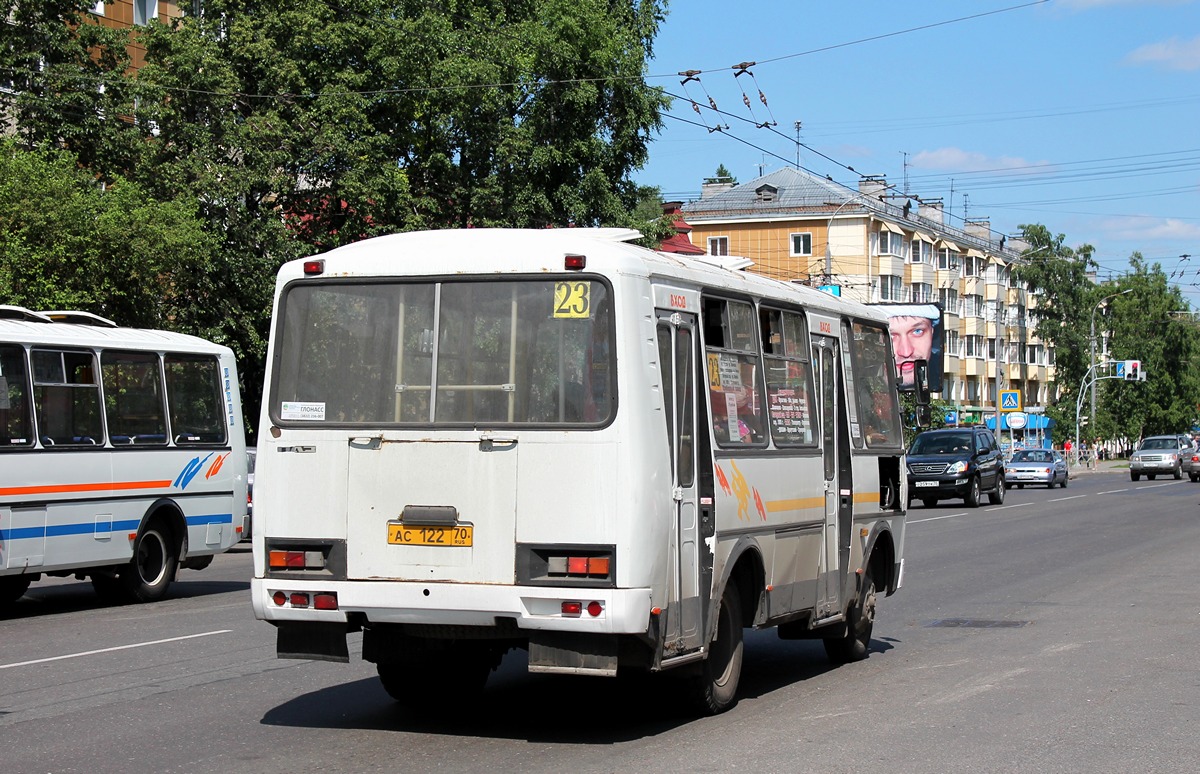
[{"left": 250, "top": 232, "right": 671, "bottom": 695}]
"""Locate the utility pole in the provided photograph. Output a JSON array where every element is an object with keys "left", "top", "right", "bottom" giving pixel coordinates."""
[
  {"left": 794, "top": 121, "right": 802, "bottom": 168},
  {"left": 1090, "top": 289, "right": 1133, "bottom": 456}
]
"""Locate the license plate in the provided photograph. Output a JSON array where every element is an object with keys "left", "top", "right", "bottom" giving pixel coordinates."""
[
  {"left": 914, "top": 481, "right": 939, "bottom": 488},
  {"left": 387, "top": 524, "right": 473, "bottom": 546}
]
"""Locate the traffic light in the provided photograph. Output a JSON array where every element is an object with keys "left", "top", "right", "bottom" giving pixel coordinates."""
[{"left": 1125, "top": 360, "right": 1142, "bottom": 381}]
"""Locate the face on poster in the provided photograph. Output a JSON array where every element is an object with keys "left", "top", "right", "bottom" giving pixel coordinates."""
[{"left": 876, "top": 303, "right": 944, "bottom": 393}]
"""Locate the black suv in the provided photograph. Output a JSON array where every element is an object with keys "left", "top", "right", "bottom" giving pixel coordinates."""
[{"left": 906, "top": 426, "right": 1006, "bottom": 508}]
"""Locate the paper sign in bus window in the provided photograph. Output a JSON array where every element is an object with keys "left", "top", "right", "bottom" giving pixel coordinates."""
[
  {"left": 553, "top": 281, "right": 591, "bottom": 318},
  {"left": 281, "top": 401, "right": 326, "bottom": 421}
]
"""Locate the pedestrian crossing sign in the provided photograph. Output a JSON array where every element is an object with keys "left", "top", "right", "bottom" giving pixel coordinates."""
[{"left": 1000, "top": 390, "right": 1022, "bottom": 411}]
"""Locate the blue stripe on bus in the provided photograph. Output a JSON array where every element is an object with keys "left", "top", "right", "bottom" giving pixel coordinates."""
[{"left": 0, "top": 514, "right": 233, "bottom": 541}]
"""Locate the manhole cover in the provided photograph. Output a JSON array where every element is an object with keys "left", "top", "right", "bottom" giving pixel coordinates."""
[{"left": 925, "top": 618, "right": 1030, "bottom": 628}]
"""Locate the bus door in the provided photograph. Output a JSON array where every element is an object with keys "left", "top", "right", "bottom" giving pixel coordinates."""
[
  {"left": 811, "top": 334, "right": 847, "bottom": 622},
  {"left": 656, "top": 312, "right": 703, "bottom": 653}
]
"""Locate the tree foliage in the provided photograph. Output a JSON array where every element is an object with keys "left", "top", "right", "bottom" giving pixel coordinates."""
[
  {"left": 1, "top": 1, "right": 670, "bottom": 439},
  {"left": 1015, "top": 225, "right": 1200, "bottom": 444}
]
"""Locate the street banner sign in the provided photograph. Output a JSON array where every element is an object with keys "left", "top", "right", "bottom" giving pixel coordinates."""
[{"left": 1006, "top": 411, "right": 1028, "bottom": 429}]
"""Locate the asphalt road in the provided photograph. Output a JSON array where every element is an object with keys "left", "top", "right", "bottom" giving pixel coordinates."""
[{"left": 2, "top": 467, "right": 1197, "bottom": 774}]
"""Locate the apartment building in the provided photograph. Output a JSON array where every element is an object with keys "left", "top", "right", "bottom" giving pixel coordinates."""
[
  {"left": 89, "top": 1, "right": 190, "bottom": 71},
  {"left": 680, "top": 167, "right": 1055, "bottom": 424}
]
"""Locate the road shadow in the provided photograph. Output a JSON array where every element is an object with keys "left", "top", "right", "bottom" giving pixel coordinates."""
[
  {"left": 260, "top": 628, "right": 898, "bottom": 741},
  {"left": 0, "top": 576, "right": 249, "bottom": 620}
]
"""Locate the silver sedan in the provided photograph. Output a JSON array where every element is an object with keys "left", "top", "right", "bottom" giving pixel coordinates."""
[{"left": 1007, "top": 449, "right": 1069, "bottom": 488}]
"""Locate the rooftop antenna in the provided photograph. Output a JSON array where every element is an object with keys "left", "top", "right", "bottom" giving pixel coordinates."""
[{"left": 901, "top": 151, "right": 910, "bottom": 196}]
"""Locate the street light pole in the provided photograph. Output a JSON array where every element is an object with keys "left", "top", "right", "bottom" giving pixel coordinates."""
[
  {"left": 1090, "top": 288, "right": 1133, "bottom": 458},
  {"left": 823, "top": 190, "right": 875, "bottom": 295}
]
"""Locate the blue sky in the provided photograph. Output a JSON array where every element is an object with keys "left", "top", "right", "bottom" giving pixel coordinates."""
[{"left": 634, "top": 0, "right": 1200, "bottom": 305}]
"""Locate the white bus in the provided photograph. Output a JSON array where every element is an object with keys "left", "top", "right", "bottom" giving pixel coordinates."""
[
  {"left": 0, "top": 307, "right": 248, "bottom": 607},
  {"left": 252, "top": 229, "right": 910, "bottom": 714}
]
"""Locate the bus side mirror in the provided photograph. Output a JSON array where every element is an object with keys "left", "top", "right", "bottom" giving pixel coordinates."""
[
  {"left": 913, "top": 359, "right": 931, "bottom": 406},
  {"left": 915, "top": 404, "right": 932, "bottom": 428}
]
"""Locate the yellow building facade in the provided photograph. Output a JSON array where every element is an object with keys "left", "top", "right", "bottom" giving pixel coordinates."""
[{"left": 682, "top": 168, "right": 1055, "bottom": 426}]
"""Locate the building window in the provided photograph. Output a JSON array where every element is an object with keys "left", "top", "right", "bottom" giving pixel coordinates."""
[
  {"left": 879, "top": 231, "right": 901, "bottom": 256},
  {"left": 790, "top": 233, "right": 812, "bottom": 257},
  {"left": 963, "top": 294, "right": 983, "bottom": 318},
  {"left": 946, "top": 331, "right": 960, "bottom": 357},
  {"left": 879, "top": 275, "right": 902, "bottom": 302},
  {"left": 911, "top": 239, "right": 932, "bottom": 264},
  {"left": 707, "top": 236, "right": 729, "bottom": 257},
  {"left": 939, "top": 287, "right": 959, "bottom": 314},
  {"left": 938, "top": 248, "right": 961, "bottom": 271},
  {"left": 910, "top": 283, "right": 932, "bottom": 303},
  {"left": 965, "top": 335, "right": 984, "bottom": 359},
  {"left": 134, "top": 0, "right": 159, "bottom": 25}
]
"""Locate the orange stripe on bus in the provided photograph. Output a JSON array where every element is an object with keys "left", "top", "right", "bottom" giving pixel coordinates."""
[
  {"left": 765, "top": 497, "right": 825, "bottom": 512},
  {"left": 0, "top": 480, "right": 173, "bottom": 497}
]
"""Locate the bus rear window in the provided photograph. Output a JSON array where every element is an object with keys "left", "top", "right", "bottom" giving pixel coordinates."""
[{"left": 274, "top": 279, "right": 615, "bottom": 426}]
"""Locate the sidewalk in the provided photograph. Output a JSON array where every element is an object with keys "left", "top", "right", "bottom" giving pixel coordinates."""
[{"left": 1070, "top": 458, "right": 1129, "bottom": 476}]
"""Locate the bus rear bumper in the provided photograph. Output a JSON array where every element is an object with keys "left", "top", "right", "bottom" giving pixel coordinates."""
[{"left": 251, "top": 578, "right": 654, "bottom": 635}]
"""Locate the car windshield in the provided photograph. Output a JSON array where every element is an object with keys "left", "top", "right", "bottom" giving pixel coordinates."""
[
  {"left": 1141, "top": 438, "right": 1176, "bottom": 450},
  {"left": 1013, "top": 450, "right": 1051, "bottom": 462},
  {"left": 910, "top": 432, "right": 973, "bottom": 455}
]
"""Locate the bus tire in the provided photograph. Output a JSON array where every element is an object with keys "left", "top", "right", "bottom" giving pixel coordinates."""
[
  {"left": 121, "top": 522, "right": 178, "bottom": 603},
  {"left": 824, "top": 570, "right": 876, "bottom": 665},
  {"left": 689, "top": 580, "right": 744, "bottom": 715},
  {"left": 0, "top": 575, "right": 32, "bottom": 607},
  {"left": 377, "top": 641, "right": 495, "bottom": 705}
]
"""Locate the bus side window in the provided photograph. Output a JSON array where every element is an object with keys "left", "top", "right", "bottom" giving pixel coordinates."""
[{"left": 0, "top": 344, "right": 33, "bottom": 447}]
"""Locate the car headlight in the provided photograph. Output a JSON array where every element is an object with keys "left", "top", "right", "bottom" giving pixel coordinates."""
[{"left": 946, "top": 460, "right": 968, "bottom": 475}]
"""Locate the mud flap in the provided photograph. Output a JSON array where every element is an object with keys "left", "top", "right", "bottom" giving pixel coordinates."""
[
  {"left": 528, "top": 632, "right": 618, "bottom": 676},
  {"left": 276, "top": 622, "right": 350, "bottom": 663}
]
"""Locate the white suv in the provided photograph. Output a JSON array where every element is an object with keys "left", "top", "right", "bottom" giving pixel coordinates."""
[{"left": 1129, "top": 436, "right": 1187, "bottom": 482}]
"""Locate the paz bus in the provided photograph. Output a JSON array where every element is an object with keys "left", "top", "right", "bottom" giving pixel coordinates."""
[
  {"left": 0, "top": 307, "right": 248, "bottom": 607},
  {"left": 251, "top": 228, "right": 913, "bottom": 714}
]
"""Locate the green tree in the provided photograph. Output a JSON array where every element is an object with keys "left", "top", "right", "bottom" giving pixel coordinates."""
[
  {"left": 0, "top": 140, "right": 218, "bottom": 331},
  {"left": 1012, "top": 224, "right": 1098, "bottom": 410},
  {"left": 1102, "top": 255, "right": 1200, "bottom": 442},
  {"left": 705, "top": 163, "right": 737, "bottom": 184}
]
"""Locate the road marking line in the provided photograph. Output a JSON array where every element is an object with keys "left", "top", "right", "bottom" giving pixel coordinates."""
[
  {"left": 0, "top": 630, "right": 231, "bottom": 670},
  {"left": 1137, "top": 481, "right": 1181, "bottom": 489},
  {"left": 1097, "top": 488, "right": 1130, "bottom": 494},
  {"left": 1047, "top": 494, "right": 1088, "bottom": 502},
  {"left": 985, "top": 503, "right": 1033, "bottom": 511},
  {"left": 907, "top": 513, "right": 964, "bottom": 525}
]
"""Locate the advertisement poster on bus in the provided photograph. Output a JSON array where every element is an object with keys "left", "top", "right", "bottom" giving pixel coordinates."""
[{"left": 872, "top": 302, "right": 946, "bottom": 394}]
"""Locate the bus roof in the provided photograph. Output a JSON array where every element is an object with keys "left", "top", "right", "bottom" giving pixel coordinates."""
[
  {"left": 0, "top": 311, "right": 232, "bottom": 355},
  {"left": 279, "top": 228, "right": 892, "bottom": 326}
]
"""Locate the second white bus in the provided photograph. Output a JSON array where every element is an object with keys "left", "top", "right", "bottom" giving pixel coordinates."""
[
  {"left": 252, "top": 228, "right": 909, "bottom": 714},
  {"left": 0, "top": 307, "right": 248, "bottom": 607}
]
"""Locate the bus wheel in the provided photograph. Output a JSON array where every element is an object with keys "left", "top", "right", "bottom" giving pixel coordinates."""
[
  {"left": 121, "top": 522, "right": 178, "bottom": 603},
  {"left": 689, "top": 580, "right": 744, "bottom": 715},
  {"left": 377, "top": 641, "right": 496, "bottom": 705},
  {"left": 0, "top": 575, "right": 32, "bottom": 607},
  {"left": 823, "top": 570, "right": 876, "bottom": 665}
]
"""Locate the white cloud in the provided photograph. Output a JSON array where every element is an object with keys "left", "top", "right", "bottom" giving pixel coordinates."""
[
  {"left": 1100, "top": 215, "right": 1200, "bottom": 241},
  {"left": 1125, "top": 36, "right": 1200, "bottom": 71},
  {"left": 910, "top": 148, "right": 1035, "bottom": 172}
]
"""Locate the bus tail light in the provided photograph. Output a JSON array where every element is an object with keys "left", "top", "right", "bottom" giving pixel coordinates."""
[
  {"left": 268, "top": 550, "right": 326, "bottom": 570},
  {"left": 303, "top": 259, "right": 325, "bottom": 275},
  {"left": 517, "top": 544, "right": 615, "bottom": 586},
  {"left": 560, "top": 600, "right": 604, "bottom": 617},
  {"left": 550, "top": 554, "right": 611, "bottom": 578},
  {"left": 564, "top": 254, "right": 586, "bottom": 270},
  {"left": 271, "top": 590, "right": 339, "bottom": 610}
]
